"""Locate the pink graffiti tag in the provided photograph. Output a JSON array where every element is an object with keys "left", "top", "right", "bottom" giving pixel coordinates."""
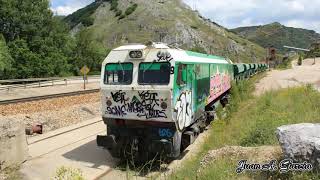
[{"left": 208, "top": 73, "right": 231, "bottom": 103}]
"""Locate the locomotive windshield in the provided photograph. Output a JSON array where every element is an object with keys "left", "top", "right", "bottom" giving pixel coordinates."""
[
  {"left": 104, "top": 63, "right": 133, "bottom": 85},
  {"left": 138, "top": 62, "right": 170, "bottom": 85}
]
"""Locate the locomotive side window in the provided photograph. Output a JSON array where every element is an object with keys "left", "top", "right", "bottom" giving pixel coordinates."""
[
  {"left": 104, "top": 63, "right": 133, "bottom": 85},
  {"left": 177, "top": 64, "right": 187, "bottom": 86},
  {"left": 138, "top": 62, "right": 170, "bottom": 85}
]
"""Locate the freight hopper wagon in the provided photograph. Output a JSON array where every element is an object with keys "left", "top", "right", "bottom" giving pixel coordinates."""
[{"left": 97, "top": 43, "right": 234, "bottom": 160}]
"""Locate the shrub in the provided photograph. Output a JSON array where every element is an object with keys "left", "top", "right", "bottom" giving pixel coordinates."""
[
  {"left": 298, "top": 55, "right": 302, "bottom": 66},
  {"left": 125, "top": 3, "right": 138, "bottom": 16},
  {"left": 190, "top": 25, "right": 198, "bottom": 29},
  {"left": 110, "top": 0, "right": 118, "bottom": 11},
  {"left": 53, "top": 166, "right": 85, "bottom": 180},
  {"left": 81, "top": 16, "right": 94, "bottom": 27},
  {"left": 115, "top": 10, "right": 122, "bottom": 17}
]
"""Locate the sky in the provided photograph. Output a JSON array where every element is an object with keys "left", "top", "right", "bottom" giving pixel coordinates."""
[{"left": 50, "top": 0, "right": 320, "bottom": 33}]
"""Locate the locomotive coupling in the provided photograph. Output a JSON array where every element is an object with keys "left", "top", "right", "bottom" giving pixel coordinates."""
[{"left": 97, "top": 135, "right": 116, "bottom": 149}]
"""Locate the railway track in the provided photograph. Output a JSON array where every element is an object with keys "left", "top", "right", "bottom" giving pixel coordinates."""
[{"left": 0, "top": 89, "right": 100, "bottom": 105}]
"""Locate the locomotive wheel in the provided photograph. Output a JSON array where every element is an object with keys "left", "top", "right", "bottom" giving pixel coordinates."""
[
  {"left": 181, "top": 133, "right": 191, "bottom": 152},
  {"left": 116, "top": 137, "right": 152, "bottom": 164},
  {"left": 220, "top": 94, "right": 230, "bottom": 108}
]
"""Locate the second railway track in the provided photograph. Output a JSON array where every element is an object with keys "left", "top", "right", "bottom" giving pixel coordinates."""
[{"left": 0, "top": 89, "right": 100, "bottom": 105}]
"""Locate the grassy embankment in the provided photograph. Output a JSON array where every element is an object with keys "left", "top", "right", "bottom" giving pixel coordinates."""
[{"left": 170, "top": 74, "right": 320, "bottom": 180}]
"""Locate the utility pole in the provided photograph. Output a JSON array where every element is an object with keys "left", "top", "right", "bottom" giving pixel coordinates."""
[{"left": 193, "top": 0, "right": 198, "bottom": 11}]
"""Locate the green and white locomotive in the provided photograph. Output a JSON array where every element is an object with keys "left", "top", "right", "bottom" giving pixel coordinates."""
[{"left": 97, "top": 42, "right": 266, "bottom": 160}]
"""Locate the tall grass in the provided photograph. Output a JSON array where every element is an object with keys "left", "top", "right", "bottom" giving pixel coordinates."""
[{"left": 170, "top": 77, "right": 320, "bottom": 179}]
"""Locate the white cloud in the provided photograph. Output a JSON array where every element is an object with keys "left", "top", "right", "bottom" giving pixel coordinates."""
[
  {"left": 51, "top": 6, "right": 80, "bottom": 16},
  {"left": 50, "top": 0, "right": 94, "bottom": 16},
  {"left": 183, "top": 0, "right": 320, "bottom": 32},
  {"left": 50, "top": 0, "right": 320, "bottom": 33}
]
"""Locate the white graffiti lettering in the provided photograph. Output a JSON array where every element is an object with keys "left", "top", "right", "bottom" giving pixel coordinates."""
[{"left": 174, "top": 91, "right": 192, "bottom": 130}]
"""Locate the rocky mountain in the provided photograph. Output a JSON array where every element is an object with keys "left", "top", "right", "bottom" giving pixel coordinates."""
[
  {"left": 232, "top": 22, "right": 320, "bottom": 53},
  {"left": 64, "top": 0, "right": 266, "bottom": 63}
]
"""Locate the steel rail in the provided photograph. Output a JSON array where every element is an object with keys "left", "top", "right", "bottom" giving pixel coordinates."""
[{"left": 0, "top": 89, "right": 100, "bottom": 105}]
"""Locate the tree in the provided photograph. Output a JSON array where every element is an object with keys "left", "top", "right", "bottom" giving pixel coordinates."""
[
  {"left": 0, "top": 0, "right": 53, "bottom": 42},
  {"left": 0, "top": 0, "right": 75, "bottom": 79},
  {"left": 0, "top": 34, "right": 13, "bottom": 78},
  {"left": 73, "top": 29, "right": 109, "bottom": 75}
]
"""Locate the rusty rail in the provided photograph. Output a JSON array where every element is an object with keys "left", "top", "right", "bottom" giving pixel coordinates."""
[{"left": 0, "top": 89, "right": 100, "bottom": 105}]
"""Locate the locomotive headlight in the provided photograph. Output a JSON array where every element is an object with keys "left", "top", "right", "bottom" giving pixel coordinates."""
[
  {"left": 136, "top": 51, "right": 143, "bottom": 58},
  {"left": 129, "top": 51, "right": 137, "bottom": 58},
  {"left": 129, "top": 50, "right": 143, "bottom": 59},
  {"left": 161, "top": 102, "right": 168, "bottom": 110},
  {"left": 106, "top": 100, "right": 112, "bottom": 107}
]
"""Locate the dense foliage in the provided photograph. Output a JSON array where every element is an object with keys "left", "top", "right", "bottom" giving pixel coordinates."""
[
  {"left": 73, "top": 29, "right": 110, "bottom": 75},
  {"left": 0, "top": 0, "right": 108, "bottom": 79},
  {"left": 0, "top": 35, "right": 13, "bottom": 77}
]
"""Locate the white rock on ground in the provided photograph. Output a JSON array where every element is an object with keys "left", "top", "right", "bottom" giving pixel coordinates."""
[
  {"left": 0, "top": 118, "right": 28, "bottom": 169},
  {"left": 276, "top": 123, "right": 320, "bottom": 169}
]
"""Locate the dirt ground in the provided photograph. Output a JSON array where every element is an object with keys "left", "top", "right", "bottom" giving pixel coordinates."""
[{"left": 254, "top": 58, "right": 320, "bottom": 96}]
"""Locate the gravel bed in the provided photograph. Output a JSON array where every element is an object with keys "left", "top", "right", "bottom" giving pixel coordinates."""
[
  {"left": 0, "top": 93, "right": 102, "bottom": 134},
  {"left": 0, "top": 93, "right": 100, "bottom": 116}
]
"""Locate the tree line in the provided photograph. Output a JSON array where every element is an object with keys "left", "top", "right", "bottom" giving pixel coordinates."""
[{"left": 0, "top": 0, "right": 109, "bottom": 79}]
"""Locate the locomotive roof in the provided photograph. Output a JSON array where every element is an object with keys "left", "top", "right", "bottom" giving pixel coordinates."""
[
  {"left": 170, "top": 49, "right": 232, "bottom": 64},
  {"left": 113, "top": 43, "right": 170, "bottom": 51},
  {"left": 112, "top": 43, "right": 232, "bottom": 64}
]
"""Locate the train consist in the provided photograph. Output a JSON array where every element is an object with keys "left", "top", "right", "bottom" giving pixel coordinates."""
[{"left": 97, "top": 43, "right": 268, "bottom": 160}]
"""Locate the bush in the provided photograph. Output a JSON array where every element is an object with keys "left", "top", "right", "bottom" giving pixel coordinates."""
[
  {"left": 125, "top": 3, "right": 138, "bottom": 16},
  {"left": 53, "top": 166, "right": 84, "bottom": 180},
  {"left": 110, "top": 0, "right": 118, "bottom": 11},
  {"left": 81, "top": 16, "right": 94, "bottom": 27},
  {"left": 298, "top": 55, "right": 302, "bottom": 66},
  {"left": 115, "top": 9, "right": 122, "bottom": 17},
  {"left": 190, "top": 25, "right": 198, "bottom": 29}
]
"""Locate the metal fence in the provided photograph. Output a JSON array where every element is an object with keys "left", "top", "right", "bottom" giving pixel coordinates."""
[{"left": 0, "top": 75, "right": 100, "bottom": 91}]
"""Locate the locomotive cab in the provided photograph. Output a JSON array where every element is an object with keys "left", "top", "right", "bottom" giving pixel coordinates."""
[{"left": 98, "top": 43, "right": 181, "bottom": 159}]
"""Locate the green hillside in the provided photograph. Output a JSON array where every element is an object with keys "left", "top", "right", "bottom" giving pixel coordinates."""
[
  {"left": 231, "top": 22, "right": 320, "bottom": 53},
  {"left": 64, "top": 0, "right": 266, "bottom": 63}
]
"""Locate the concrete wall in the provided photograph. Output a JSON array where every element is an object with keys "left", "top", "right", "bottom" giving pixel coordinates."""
[{"left": 0, "top": 118, "right": 28, "bottom": 169}]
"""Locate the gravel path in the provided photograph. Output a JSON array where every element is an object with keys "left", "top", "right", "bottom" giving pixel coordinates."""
[
  {"left": 0, "top": 93, "right": 101, "bottom": 134},
  {"left": 254, "top": 58, "right": 320, "bottom": 96}
]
